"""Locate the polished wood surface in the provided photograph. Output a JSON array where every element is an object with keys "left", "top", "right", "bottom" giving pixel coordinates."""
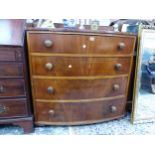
[
  {"left": 27, "top": 30, "right": 136, "bottom": 125},
  {"left": 35, "top": 97, "right": 126, "bottom": 124},
  {"left": 33, "top": 77, "right": 127, "bottom": 100},
  {"left": 0, "top": 19, "right": 25, "bottom": 46},
  {"left": 0, "top": 99, "right": 28, "bottom": 118},
  {"left": 28, "top": 32, "right": 135, "bottom": 55},
  {"left": 0, "top": 47, "right": 22, "bottom": 62},
  {"left": 0, "top": 19, "right": 33, "bottom": 133},
  {"left": 32, "top": 56, "right": 131, "bottom": 76},
  {"left": 0, "top": 79, "right": 26, "bottom": 98},
  {"left": 0, "top": 63, "right": 23, "bottom": 77}
]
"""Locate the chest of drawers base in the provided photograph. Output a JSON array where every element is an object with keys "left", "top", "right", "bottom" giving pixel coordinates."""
[
  {"left": 36, "top": 115, "right": 125, "bottom": 126},
  {"left": 27, "top": 30, "right": 136, "bottom": 125},
  {"left": 0, "top": 117, "right": 33, "bottom": 133}
]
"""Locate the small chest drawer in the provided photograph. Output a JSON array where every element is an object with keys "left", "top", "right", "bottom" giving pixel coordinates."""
[
  {"left": 0, "top": 47, "right": 22, "bottom": 62},
  {"left": 35, "top": 97, "right": 126, "bottom": 124},
  {"left": 33, "top": 77, "right": 127, "bottom": 100},
  {"left": 0, "top": 79, "right": 26, "bottom": 98},
  {"left": 0, "top": 99, "right": 28, "bottom": 118},
  {"left": 0, "top": 63, "right": 23, "bottom": 77},
  {"left": 27, "top": 32, "right": 135, "bottom": 55},
  {"left": 32, "top": 56, "right": 131, "bottom": 76}
]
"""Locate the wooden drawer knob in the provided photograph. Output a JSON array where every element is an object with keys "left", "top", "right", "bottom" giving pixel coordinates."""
[
  {"left": 45, "top": 62, "right": 53, "bottom": 70},
  {"left": 118, "top": 42, "right": 125, "bottom": 50},
  {"left": 47, "top": 86, "right": 54, "bottom": 94},
  {"left": 48, "top": 109, "right": 55, "bottom": 116},
  {"left": 0, "top": 85, "right": 4, "bottom": 93},
  {"left": 115, "top": 63, "right": 122, "bottom": 70},
  {"left": 113, "top": 84, "right": 120, "bottom": 91},
  {"left": 111, "top": 105, "right": 117, "bottom": 112},
  {"left": 44, "top": 40, "right": 53, "bottom": 47}
]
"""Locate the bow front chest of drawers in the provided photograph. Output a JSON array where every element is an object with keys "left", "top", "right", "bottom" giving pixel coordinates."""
[
  {"left": 27, "top": 30, "right": 136, "bottom": 125},
  {"left": 0, "top": 20, "right": 33, "bottom": 133}
]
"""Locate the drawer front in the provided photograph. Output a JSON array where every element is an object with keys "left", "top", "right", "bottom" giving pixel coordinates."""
[
  {"left": 0, "top": 99, "right": 28, "bottom": 118},
  {"left": 33, "top": 77, "right": 128, "bottom": 100},
  {"left": 35, "top": 97, "right": 126, "bottom": 123},
  {"left": 0, "top": 79, "right": 26, "bottom": 98},
  {"left": 0, "top": 63, "right": 23, "bottom": 77},
  {"left": 0, "top": 47, "right": 22, "bottom": 62},
  {"left": 28, "top": 33, "right": 135, "bottom": 55},
  {"left": 32, "top": 56, "right": 131, "bottom": 76}
]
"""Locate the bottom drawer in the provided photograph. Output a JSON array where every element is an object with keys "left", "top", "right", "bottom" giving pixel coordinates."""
[
  {"left": 35, "top": 97, "right": 126, "bottom": 125},
  {"left": 0, "top": 99, "right": 28, "bottom": 118}
]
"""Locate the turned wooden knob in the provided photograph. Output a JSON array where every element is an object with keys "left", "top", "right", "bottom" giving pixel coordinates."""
[
  {"left": 47, "top": 86, "right": 54, "bottom": 94},
  {"left": 118, "top": 42, "right": 125, "bottom": 50},
  {"left": 44, "top": 40, "right": 53, "bottom": 47},
  {"left": 111, "top": 105, "right": 117, "bottom": 112},
  {"left": 48, "top": 109, "right": 55, "bottom": 116},
  {"left": 115, "top": 63, "right": 122, "bottom": 70},
  {"left": 45, "top": 62, "right": 53, "bottom": 70},
  {"left": 113, "top": 84, "right": 120, "bottom": 91}
]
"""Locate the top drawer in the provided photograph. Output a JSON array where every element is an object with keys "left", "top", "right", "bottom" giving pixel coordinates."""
[
  {"left": 0, "top": 47, "right": 22, "bottom": 62},
  {"left": 27, "top": 32, "right": 136, "bottom": 55}
]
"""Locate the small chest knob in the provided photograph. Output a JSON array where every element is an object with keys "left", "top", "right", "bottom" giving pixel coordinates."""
[
  {"left": 113, "top": 84, "right": 120, "bottom": 91},
  {"left": 44, "top": 40, "right": 53, "bottom": 47},
  {"left": 48, "top": 109, "right": 55, "bottom": 116},
  {"left": 111, "top": 105, "right": 117, "bottom": 112},
  {"left": 45, "top": 63, "right": 53, "bottom": 70},
  {"left": 47, "top": 86, "right": 54, "bottom": 94},
  {"left": 115, "top": 63, "right": 122, "bottom": 71},
  {"left": 118, "top": 42, "right": 125, "bottom": 50}
]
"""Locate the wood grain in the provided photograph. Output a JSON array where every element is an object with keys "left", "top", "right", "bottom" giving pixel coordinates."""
[
  {"left": 27, "top": 30, "right": 136, "bottom": 125},
  {"left": 0, "top": 98, "right": 28, "bottom": 118},
  {"left": 31, "top": 56, "right": 131, "bottom": 76},
  {"left": 28, "top": 32, "right": 135, "bottom": 55},
  {"left": 0, "top": 79, "right": 26, "bottom": 98},
  {"left": 0, "top": 63, "right": 23, "bottom": 77},
  {"left": 35, "top": 97, "right": 126, "bottom": 124},
  {"left": 33, "top": 77, "right": 127, "bottom": 100}
]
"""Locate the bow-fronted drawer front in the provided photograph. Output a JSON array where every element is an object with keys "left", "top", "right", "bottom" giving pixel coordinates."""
[
  {"left": 35, "top": 97, "right": 126, "bottom": 125},
  {"left": 27, "top": 32, "right": 135, "bottom": 55},
  {"left": 31, "top": 56, "right": 131, "bottom": 76},
  {"left": 33, "top": 77, "right": 127, "bottom": 100}
]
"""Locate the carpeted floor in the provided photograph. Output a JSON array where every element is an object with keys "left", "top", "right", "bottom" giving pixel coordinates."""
[{"left": 0, "top": 113, "right": 155, "bottom": 135}]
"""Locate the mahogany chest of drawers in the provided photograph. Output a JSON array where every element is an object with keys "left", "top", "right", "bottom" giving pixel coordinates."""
[
  {"left": 0, "top": 20, "right": 33, "bottom": 133},
  {"left": 27, "top": 30, "right": 136, "bottom": 125}
]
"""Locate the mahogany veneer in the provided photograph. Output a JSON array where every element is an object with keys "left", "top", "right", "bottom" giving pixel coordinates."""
[{"left": 27, "top": 30, "right": 136, "bottom": 125}]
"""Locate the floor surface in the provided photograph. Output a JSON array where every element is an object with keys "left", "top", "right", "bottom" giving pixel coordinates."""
[{"left": 1, "top": 113, "right": 155, "bottom": 135}]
